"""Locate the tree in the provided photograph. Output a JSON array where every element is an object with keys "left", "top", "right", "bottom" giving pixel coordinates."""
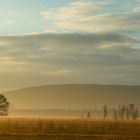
[
  {"left": 0, "top": 94, "right": 10, "bottom": 116},
  {"left": 113, "top": 109, "right": 118, "bottom": 120},
  {"left": 86, "top": 111, "right": 91, "bottom": 119},
  {"left": 132, "top": 109, "right": 138, "bottom": 120},
  {"left": 125, "top": 105, "right": 130, "bottom": 120},
  {"left": 117, "top": 105, "right": 126, "bottom": 120},
  {"left": 112, "top": 103, "right": 139, "bottom": 120},
  {"left": 103, "top": 105, "right": 108, "bottom": 119},
  {"left": 128, "top": 104, "right": 138, "bottom": 120}
]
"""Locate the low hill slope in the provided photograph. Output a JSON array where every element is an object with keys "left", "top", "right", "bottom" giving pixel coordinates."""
[{"left": 2, "top": 84, "right": 140, "bottom": 109}]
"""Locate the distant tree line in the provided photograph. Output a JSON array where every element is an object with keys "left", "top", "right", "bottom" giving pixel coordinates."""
[
  {"left": 103, "top": 104, "right": 139, "bottom": 120},
  {"left": 82, "top": 103, "right": 139, "bottom": 120}
]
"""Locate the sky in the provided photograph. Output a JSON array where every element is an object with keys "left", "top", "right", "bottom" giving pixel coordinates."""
[{"left": 0, "top": 0, "right": 140, "bottom": 91}]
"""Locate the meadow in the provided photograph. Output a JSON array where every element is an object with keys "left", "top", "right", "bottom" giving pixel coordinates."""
[{"left": 0, "top": 117, "right": 139, "bottom": 140}]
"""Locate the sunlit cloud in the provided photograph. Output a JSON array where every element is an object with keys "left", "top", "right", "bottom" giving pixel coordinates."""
[
  {"left": 41, "top": 1, "right": 140, "bottom": 33},
  {"left": 41, "top": 70, "right": 73, "bottom": 76}
]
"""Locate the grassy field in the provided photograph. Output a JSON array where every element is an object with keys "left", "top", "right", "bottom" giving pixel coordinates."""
[{"left": 0, "top": 118, "right": 139, "bottom": 140}]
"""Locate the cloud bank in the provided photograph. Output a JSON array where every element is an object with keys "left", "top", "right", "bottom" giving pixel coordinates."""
[{"left": 0, "top": 33, "right": 140, "bottom": 91}]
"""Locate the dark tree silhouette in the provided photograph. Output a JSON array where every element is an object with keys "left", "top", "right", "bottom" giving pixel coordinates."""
[
  {"left": 117, "top": 104, "right": 126, "bottom": 120},
  {"left": 103, "top": 105, "right": 108, "bottom": 119},
  {"left": 125, "top": 105, "right": 131, "bottom": 120},
  {"left": 0, "top": 94, "right": 9, "bottom": 116},
  {"left": 86, "top": 111, "right": 91, "bottom": 119},
  {"left": 112, "top": 103, "right": 139, "bottom": 120}
]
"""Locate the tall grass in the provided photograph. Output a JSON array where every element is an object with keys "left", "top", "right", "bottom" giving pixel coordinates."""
[{"left": 0, "top": 117, "right": 139, "bottom": 140}]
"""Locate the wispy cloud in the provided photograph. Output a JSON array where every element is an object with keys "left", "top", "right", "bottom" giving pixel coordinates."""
[
  {"left": 41, "top": 1, "right": 140, "bottom": 33},
  {"left": 41, "top": 70, "right": 73, "bottom": 76}
]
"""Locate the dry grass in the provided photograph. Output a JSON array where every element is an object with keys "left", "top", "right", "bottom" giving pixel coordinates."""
[{"left": 0, "top": 117, "right": 139, "bottom": 140}]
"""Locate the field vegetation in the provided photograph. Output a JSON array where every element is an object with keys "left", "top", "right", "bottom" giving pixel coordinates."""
[{"left": 0, "top": 117, "right": 139, "bottom": 140}]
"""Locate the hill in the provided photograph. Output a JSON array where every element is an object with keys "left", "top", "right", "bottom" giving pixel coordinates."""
[{"left": 2, "top": 84, "right": 140, "bottom": 110}]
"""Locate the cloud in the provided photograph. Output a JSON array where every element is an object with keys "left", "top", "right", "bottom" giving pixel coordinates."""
[
  {"left": 41, "top": 70, "right": 73, "bottom": 76},
  {"left": 0, "top": 33, "right": 139, "bottom": 87},
  {"left": 134, "top": 6, "right": 140, "bottom": 12},
  {"left": 0, "top": 32, "right": 140, "bottom": 92},
  {"left": 41, "top": 1, "right": 140, "bottom": 33},
  {"left": 5, "top": 20, "right": 15, "bottom": 26},
  {"left": 41, "top": 2, "right": 104, "bottom": 19}
]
